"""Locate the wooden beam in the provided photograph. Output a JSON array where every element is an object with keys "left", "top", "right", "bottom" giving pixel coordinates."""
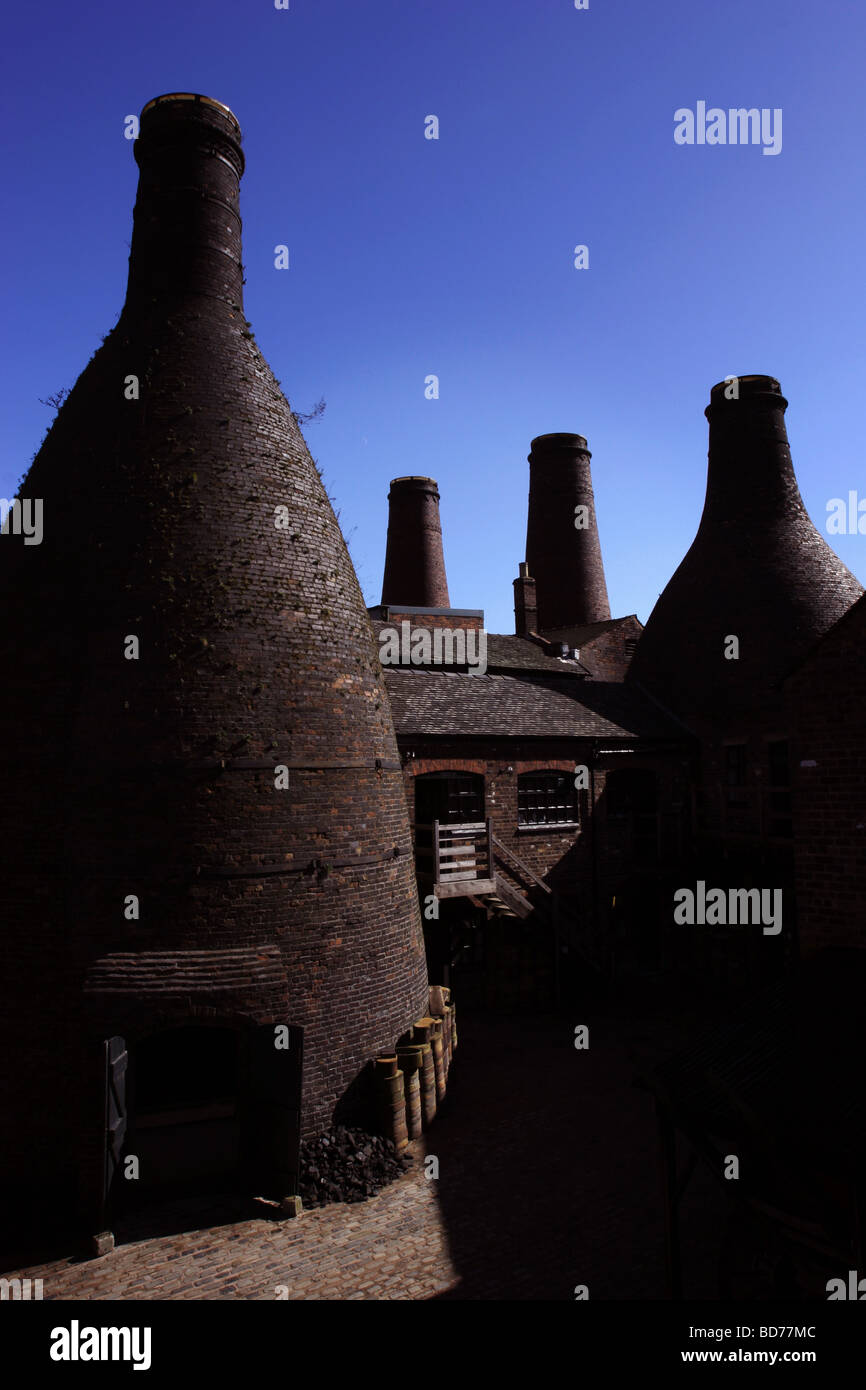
[{"left": 436, "top": 878, "right": 497, "bottom": 899}]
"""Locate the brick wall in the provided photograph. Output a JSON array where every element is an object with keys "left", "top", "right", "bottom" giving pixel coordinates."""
[
  {"left": 401, "top": 743, "right": 689, "bottom": 924},
  {"left": 786, "top": 595, "right": 866, "bottom": 954},
  {"left": 404, "top": 752, "right": 585, "bottom": 877},
  {"left": 380, "top": 612, "right": 485, "bottom": 632},
  {"left": 578, "top": 618, "right": 643, "bottom": 681}
]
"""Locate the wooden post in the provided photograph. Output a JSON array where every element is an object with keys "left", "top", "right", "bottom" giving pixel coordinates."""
[
  {"left": 433, "top": 818, "right": 441, "bottom": 889},
  {"left": 396, "top": 1045, "right": 424, "bottom": 1139},
  {"left": 375, "top": 1056, "right": 408, "bottom": 1152},
  {"left": 413, "top": 1020, "right": 438, "bottom": 1127}
]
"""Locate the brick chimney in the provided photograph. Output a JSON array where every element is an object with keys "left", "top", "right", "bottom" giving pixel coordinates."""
[
  {"left": 125, "top": 93, "right": 246, "bottom": 312},
  {"left": 513, "top": 562, "right": 538, "bottom": 637},
  {"left": 628, "top": 375, "right": 863, "bottom": 723},
  {"left": 0, "top": 94, "right": 429, "bottom": 1239},
  {"left": 525, "top": 433, "right": 611, "bottom": 632},
  {"left": 381, "top": 476, "right": 450, "bottom": 607}
]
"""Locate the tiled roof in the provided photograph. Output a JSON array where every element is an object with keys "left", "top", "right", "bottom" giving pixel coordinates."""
[
  {"left": 783, "top": 590, "right": 866, "bottom": 685},
  {"left": 384, "top": 670, "right": 685, "bottom": 740},
  {"left": 545, "top": 616, "right": 639, "bottom": 646},
  {"left": 485, "top": 633, "right": 591, "bottom": 675},
  {"left": 369, "top": 620, "right": 591, "bottom": 676}
]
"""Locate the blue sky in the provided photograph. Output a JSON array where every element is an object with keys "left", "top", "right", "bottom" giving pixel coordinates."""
[{"left": 3, "top": 0, "right": 864, "bottom": 632}]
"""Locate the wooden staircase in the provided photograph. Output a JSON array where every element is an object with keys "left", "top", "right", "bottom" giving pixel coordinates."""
[
  {"left": 420, "top": 819, "right": 497, "bottom": 899},
  {"left": 471, "top": 886, "right": 521, "bottom": 919},
  {"left": 416, "top": 818, "right": 604, "bottom": 977}
]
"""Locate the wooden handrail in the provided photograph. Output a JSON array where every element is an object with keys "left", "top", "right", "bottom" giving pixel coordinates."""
[
  {"left": 419, "top": 820, "right": 486, "bottom": 833},
  {"left": 491, "top": 833, "right": 552, "bottom": 895}
]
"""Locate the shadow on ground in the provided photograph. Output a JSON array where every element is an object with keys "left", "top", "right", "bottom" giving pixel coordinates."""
[{"left": 425, "top": 983, "right": 735, "bottom": 1300}]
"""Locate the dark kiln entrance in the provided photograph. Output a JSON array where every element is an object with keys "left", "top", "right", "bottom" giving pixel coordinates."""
[
  {"left": 129, "top": 1025, "right": 241, "bottom": 1196},
  {"left": 94, "top": 1021, "right": 304, "bottom": 1245}
]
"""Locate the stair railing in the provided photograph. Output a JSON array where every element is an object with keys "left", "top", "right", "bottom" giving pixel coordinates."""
[{"left": 491, "top": 833, "right": 553, "bottom": 897}]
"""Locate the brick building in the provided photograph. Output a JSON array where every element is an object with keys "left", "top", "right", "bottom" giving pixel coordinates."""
[
  {"left": 369, "top": 439, "right": 695, "bottom": 1004},
  {"left": 369, "top": 378, "right": 863, "bottom": 1004},
  {"left": 785, "top": 592, "right": 866, "bottom": 955}
]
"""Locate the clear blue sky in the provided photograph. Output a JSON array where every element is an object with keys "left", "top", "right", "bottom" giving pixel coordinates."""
[{"left": 3, "top": 0, "right": 864, "bottom": 632}]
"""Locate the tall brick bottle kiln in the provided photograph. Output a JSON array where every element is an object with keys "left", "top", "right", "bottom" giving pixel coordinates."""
[
  {"left": 0, "top": 94, "right": 429, "bottom": 1244},
  {"left": 627, "top": 375, "right": 862, "bottom": 902},
  {"left": 628, "top": 375, "right": 862, "bottom": 729}
]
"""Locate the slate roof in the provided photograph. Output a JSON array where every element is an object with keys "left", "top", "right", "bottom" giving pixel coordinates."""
[
  {"left": 543, "top": 616, "right": 639, "bottom": 646},
  {"left": 369, "top": 620, "right": 591, "bottom": 676},
  {"left": 782, "top": 590, "right": 866, "bottom": 686},
  {"left": 384, "top": 669, "right": 686, "bottom": 740},
  {"left": 485, "top": 633, "right": 591, "bottom": 675}
]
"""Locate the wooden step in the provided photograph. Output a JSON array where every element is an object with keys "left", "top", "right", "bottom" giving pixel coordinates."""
[
  {"left": 436, "top": 877, "right": 497, "bottom": 899},
  {"left": 483, "top": 894, "right": 518, "bottom": 918}
]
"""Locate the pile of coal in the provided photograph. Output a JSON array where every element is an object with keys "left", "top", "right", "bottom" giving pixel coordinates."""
[{"left": 298, "top": 1126, "right": 413, "bottom": 1207}]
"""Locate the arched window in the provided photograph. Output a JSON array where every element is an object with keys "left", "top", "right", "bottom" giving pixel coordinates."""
[
  {"left": 517, "top": 771, "right": 579, "bottom": 828},
  {"left": 415, "top": 771, "right": 485, "bottom": 827}
]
